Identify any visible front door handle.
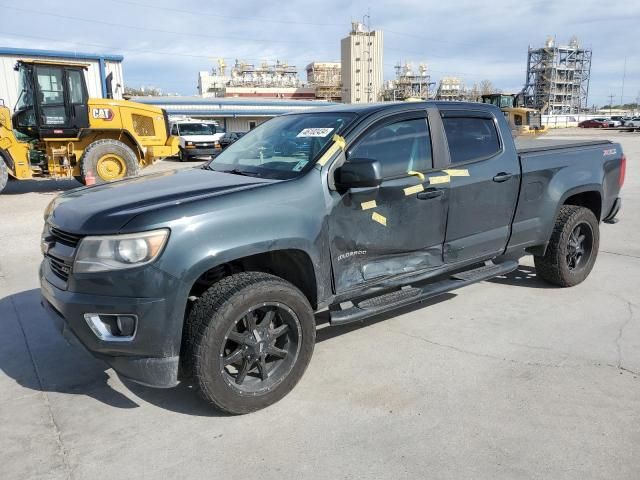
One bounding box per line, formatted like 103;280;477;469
493;172;513;183
417;189;443;200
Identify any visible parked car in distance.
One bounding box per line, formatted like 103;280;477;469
170;119;225;161
625;117;640;127
611;116;626;125
219;131;246;150
578;119;607;128
606;118;622;127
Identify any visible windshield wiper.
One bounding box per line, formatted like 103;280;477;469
220;168;260;177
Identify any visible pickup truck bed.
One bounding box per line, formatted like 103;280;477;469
515;138;613;153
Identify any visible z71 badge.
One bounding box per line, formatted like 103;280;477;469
92;108;114;121
603;148;617;156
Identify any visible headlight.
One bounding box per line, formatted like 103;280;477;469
74;229;169;273
43;198;57;221
185;141;194;148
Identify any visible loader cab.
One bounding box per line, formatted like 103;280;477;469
481;93;546;136
481;93;516;109
12;60;90;139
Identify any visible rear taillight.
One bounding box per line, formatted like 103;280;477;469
619;154;626;187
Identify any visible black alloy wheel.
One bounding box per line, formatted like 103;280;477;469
220;303;301;394
566;221;593;271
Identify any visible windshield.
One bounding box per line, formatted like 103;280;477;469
206;112;355;180
178;123;220;135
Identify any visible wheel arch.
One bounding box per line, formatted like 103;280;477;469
185;248;319;309
529;185;603;257
79;129;144;162
178;247;320;372
560;186;602;221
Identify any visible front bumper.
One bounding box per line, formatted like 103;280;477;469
40;265;181;388
182;146;221;159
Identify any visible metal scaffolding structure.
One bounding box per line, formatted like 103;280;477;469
435;76;465;101
306;62;341;102
382;62;433;101
228;60;301;88
522;37;592;114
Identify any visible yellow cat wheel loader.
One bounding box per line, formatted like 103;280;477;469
481;93;549;137
0;60;179;193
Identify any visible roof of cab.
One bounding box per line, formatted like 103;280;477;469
286;100;499;117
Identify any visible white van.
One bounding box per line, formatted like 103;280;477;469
169;118;226;161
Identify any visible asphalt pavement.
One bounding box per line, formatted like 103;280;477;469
1;131;638;479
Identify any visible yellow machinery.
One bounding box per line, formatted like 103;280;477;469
481;94;548;136
0;60;179;193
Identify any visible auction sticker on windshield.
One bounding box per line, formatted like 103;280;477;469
297;127;334;138
292;160;309;172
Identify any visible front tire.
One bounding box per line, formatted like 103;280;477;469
534;205;599;287
80;139;139;184
185;272;315;414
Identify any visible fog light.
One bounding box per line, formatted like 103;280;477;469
116;315;136;337
84;313;137;341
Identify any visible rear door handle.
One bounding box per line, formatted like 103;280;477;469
417;189;443;200
493;172;513;182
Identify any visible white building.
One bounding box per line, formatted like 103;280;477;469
0;47;124;108
198;70;228;97
132;96;337;133
340;22;384;104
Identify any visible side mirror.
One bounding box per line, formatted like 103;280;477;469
334;157;383;190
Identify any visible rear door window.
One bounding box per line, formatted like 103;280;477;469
66;70;86;105
442;116;501;163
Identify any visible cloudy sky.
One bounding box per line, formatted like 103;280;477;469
1;0;638;106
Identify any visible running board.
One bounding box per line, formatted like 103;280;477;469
329;260;518;326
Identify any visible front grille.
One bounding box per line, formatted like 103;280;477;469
132;114;156;137
48;255;72;281
50;226;83;247
46;226;82;283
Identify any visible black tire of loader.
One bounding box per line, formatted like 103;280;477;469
0;157;8;193
79;139;139;185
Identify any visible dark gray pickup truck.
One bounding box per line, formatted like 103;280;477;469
40;101;626;414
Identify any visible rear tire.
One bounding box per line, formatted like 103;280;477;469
80;139;139;184
0;158;8;193
534;205;599;287
185;272;315;414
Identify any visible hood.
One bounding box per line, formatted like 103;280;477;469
47;168;276;234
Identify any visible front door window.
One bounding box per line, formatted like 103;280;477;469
36;67;68;126
13;67;36;129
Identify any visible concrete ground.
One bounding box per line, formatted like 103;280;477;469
1;131;638;480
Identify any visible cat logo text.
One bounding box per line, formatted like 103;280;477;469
92;108;114;121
